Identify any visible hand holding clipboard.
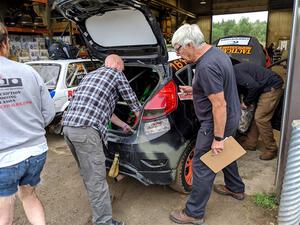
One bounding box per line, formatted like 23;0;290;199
200;136;246;173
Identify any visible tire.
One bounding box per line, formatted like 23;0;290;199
48;114;64;135
169;139;195;194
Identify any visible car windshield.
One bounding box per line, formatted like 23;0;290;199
29;63;61;89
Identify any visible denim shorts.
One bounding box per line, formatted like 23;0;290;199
0;152;47;197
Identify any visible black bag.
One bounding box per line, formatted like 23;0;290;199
48;41;79;60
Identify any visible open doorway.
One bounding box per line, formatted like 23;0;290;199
212;11;268;46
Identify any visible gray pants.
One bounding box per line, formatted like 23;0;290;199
63;126;112;225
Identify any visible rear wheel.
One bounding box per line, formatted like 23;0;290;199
169;139;195;194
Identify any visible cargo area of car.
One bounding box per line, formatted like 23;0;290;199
108;65;160;131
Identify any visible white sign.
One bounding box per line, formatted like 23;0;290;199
217;37;251;46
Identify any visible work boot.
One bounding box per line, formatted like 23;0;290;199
213;184;245;200
112;219;125;225
242;145;256;151
259;150;277;160
170;209;204;225
241;142;256;151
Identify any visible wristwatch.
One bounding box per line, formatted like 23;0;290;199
214;136;225;141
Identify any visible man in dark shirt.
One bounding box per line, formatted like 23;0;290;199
63;54;142;225
266;43;275;62
234;62;284;160
169;24;245;225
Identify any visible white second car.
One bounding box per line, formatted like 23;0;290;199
26;59;101;133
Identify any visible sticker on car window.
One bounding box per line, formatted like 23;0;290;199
217;37;251;46
218;46;252;55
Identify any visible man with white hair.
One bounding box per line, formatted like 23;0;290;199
170;24;245;224
63;54;142;225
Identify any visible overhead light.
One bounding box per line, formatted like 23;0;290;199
200;1;206;5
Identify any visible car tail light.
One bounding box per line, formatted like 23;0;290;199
142;80;178;121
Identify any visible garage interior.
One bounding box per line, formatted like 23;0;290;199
1;0;299;224
0;0;294;60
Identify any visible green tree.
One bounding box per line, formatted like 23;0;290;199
212;17;267;45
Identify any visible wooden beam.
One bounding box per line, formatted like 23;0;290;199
143;0;197;18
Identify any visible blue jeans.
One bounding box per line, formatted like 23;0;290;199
0;152;47;197
185;126;245;218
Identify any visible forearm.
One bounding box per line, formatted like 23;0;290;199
212;104;227;137
110;114;126;128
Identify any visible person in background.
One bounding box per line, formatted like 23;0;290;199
62;54;142;225
0;22;55;225
260;44;272;67
234;62;284;160
169;24;245;225
266;43;275;62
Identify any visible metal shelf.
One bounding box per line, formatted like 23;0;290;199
7;27;49;34
31;0;48;4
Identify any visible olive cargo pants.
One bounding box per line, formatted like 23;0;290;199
243;88;283;152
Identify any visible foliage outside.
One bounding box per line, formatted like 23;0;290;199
253;193;278;209
212;17;267;45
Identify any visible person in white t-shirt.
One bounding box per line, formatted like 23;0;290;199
0;22;55;225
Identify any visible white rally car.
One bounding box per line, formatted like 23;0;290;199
26;59;101;133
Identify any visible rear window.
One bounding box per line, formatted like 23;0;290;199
29;64;61;89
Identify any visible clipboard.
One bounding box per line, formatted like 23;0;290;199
200;136;246;173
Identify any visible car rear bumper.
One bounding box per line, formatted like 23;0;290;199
105;133;182;185
105;158;174;185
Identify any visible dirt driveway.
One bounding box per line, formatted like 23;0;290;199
13;133;278;225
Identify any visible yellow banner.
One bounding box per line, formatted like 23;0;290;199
219;46;252;55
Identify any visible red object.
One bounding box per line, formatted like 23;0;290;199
142;80;178;121
184;149;194;186
265;54;272;67
263;47;272;67
67;90;76;100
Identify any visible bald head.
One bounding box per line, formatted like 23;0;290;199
104;54;124;72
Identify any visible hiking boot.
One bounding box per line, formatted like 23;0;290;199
112;219;125;225
241;144;256;151
259;150;277;160
244;147;256;151
213;184;245;200
170;209;204;225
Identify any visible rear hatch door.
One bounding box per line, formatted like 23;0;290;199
54;0;168;64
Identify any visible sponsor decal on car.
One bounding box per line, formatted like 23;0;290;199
169;58;188;71
218;46;252;55
49;90;56;98
67;89;76;100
